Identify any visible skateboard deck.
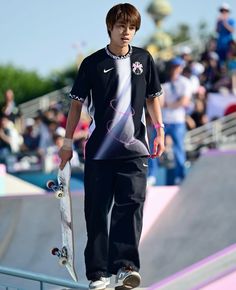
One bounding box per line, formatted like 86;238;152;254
47;162;78;282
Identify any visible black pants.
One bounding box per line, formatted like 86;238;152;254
84;157;148;280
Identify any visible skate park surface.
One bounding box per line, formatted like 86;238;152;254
0;150;236;289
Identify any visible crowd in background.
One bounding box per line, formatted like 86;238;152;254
0;92;90;173
0;3;235;184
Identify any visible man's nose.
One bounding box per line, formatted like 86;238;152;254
123;27;129;34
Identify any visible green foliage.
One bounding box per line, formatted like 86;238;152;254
0;64;78;105
168;23;191;45
197;20;211;43
49;64;78;88
0;64;54;105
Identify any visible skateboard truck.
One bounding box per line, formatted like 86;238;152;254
46;180;64;199
51;246;68;266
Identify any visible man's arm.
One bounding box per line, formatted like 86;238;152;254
223;20;234;33
164;95;190;109
146;97;165;158
59;100;83;169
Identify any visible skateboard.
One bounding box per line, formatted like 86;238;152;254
47;162;78;282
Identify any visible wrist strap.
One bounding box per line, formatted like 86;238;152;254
154;123;165;129
62;138;73;150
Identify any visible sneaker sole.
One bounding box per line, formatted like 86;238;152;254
115;274;141;290
89;281;110;290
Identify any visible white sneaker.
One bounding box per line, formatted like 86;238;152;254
89;277;110;290
115;267;141;289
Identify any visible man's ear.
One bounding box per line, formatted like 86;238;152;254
107;24;112;32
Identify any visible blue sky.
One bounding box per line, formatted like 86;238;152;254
1;0;235;76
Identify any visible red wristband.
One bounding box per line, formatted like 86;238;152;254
154;123;165;129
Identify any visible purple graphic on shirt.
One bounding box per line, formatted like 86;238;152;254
94;58;149;159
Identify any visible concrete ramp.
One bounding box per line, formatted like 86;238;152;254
1;151;236;289
140;151;236;287
0;173;43;196
148;244;236;289
0;193;87;289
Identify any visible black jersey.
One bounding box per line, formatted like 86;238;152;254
69;45;162;160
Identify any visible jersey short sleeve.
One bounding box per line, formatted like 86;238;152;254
146;53;163;99
69;58;91;103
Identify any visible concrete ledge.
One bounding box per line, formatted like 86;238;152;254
1;173;43;196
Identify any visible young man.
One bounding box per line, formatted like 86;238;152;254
59;3;165;290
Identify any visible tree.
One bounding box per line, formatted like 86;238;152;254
168;23;191;45
0;64;55;105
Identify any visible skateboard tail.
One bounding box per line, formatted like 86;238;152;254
66;264;78;282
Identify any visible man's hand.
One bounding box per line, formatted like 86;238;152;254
150;135;165;159
58;147;73;170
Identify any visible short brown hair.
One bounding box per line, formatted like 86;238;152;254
106;3;141;37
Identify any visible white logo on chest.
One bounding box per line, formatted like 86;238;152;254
132;61;143;75
104;67;114;73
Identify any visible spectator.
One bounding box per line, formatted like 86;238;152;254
179;46;193;65
34;113;55;155
226;40;236;94
162;57;192;184
1;89;19;122
0;114;12;160
186;99;208;130
213;63;232;92
51;127;80;169
201;51;221;92
0;113;22;155
21;118;40;152
73;110;90;161
216;2;235;64
146;113;158;186
201;37;217;64
53;108;67;128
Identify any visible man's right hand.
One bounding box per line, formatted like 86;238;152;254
58;148;73;170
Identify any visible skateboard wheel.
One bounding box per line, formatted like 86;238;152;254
55;190;64;199
51;247;59;256
47;180;55;189
59;256;68;266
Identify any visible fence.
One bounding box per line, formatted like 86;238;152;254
185;112;236;152
0;266;87;290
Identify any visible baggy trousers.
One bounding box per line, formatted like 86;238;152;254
84;157;148;280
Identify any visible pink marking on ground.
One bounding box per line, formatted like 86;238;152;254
140;186;179;243
148;244;236;290
0;164;6;175
200;270;236;290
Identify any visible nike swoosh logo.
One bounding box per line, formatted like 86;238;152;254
104;68;114;73
143;163;148;167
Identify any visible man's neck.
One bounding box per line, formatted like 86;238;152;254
171;74;180;81
108;44;129;56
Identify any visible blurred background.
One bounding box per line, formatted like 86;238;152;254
0;0;236;289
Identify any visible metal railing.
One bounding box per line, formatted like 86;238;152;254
18;86;71;118
185;112;236;152
0;266;87;290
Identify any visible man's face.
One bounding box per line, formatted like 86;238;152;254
220;9;229;19
109;20;136;48
172;65;183;75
